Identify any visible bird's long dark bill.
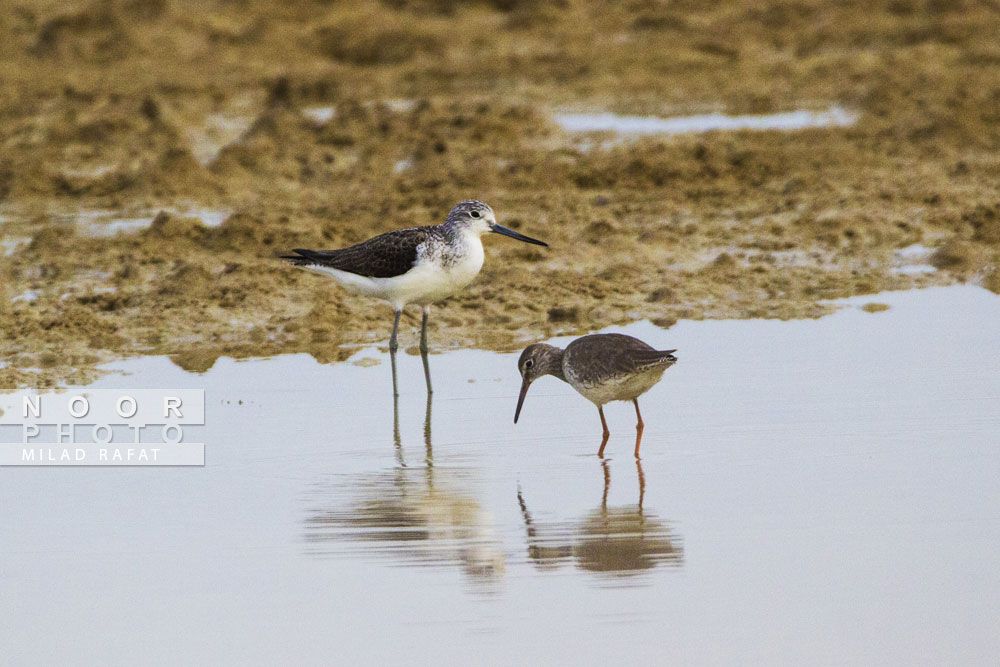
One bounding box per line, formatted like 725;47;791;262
514;380;531;423
492;224;548;247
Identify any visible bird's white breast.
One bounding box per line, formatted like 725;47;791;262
444;232;485;289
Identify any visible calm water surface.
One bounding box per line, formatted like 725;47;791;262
3;286;1000;665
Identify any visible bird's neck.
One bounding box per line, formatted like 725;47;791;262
445;223;482;246
545;349;567;382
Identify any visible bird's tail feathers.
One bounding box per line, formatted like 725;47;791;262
280;248;326;266
645;349;677;367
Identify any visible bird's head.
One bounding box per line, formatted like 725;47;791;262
446;200;548;247
514;343;563;423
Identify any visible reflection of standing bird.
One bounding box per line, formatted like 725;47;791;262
305;470;507;581
515;334;677;457
283;200;547;354
304;391;506;582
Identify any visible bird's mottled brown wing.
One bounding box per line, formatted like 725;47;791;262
281;227;434;278
565;334;677;382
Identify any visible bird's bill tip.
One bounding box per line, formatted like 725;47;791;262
514;379;531;423
491;224;548;247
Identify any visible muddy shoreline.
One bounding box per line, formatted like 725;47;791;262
2;0;999;387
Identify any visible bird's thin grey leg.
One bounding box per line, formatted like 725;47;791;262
389;309;402;397
392;381;403;467
420;307;433;394
421;349;433;395
389;341;400;398
424;390;436;490
389;308;402;353
597;406;611;458
633;399;645;459
423;388;433;469
419;306;430;354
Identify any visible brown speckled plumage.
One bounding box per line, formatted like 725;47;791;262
563;334;677;386
516;333;677;458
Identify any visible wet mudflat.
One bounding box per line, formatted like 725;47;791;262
3;285;1000;665
4;2;1000;388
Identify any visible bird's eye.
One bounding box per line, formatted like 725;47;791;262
470;210;481;219
525;359;534;369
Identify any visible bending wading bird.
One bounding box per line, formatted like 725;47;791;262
283;200;547;354
514;334;677;458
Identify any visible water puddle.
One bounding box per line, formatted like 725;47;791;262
0;206;232;242
303;99;417;126
59;164;119;180
86;214;156;237
173;206;230;229
892;243;938;275
555;105;857;136
3;285;999;663
393;157;415;173
185;113;255;166
303;106;336;124
2;237;31;256
10;289;41;303
383;99;418;113
69;206;231;236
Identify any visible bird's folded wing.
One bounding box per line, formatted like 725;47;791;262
627;349;678;372
591;349;672;377
282;227;431;278
567;335;675;379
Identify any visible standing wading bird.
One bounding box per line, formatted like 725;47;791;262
283;200;547;392
514;334;677;458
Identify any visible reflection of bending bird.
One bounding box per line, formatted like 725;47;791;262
516;460;683;577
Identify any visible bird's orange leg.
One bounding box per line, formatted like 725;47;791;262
636;458;646;511
597;406;610;457
633;399;645;459
601;458;611;508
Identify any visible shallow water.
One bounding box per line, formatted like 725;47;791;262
3;286;1000;665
